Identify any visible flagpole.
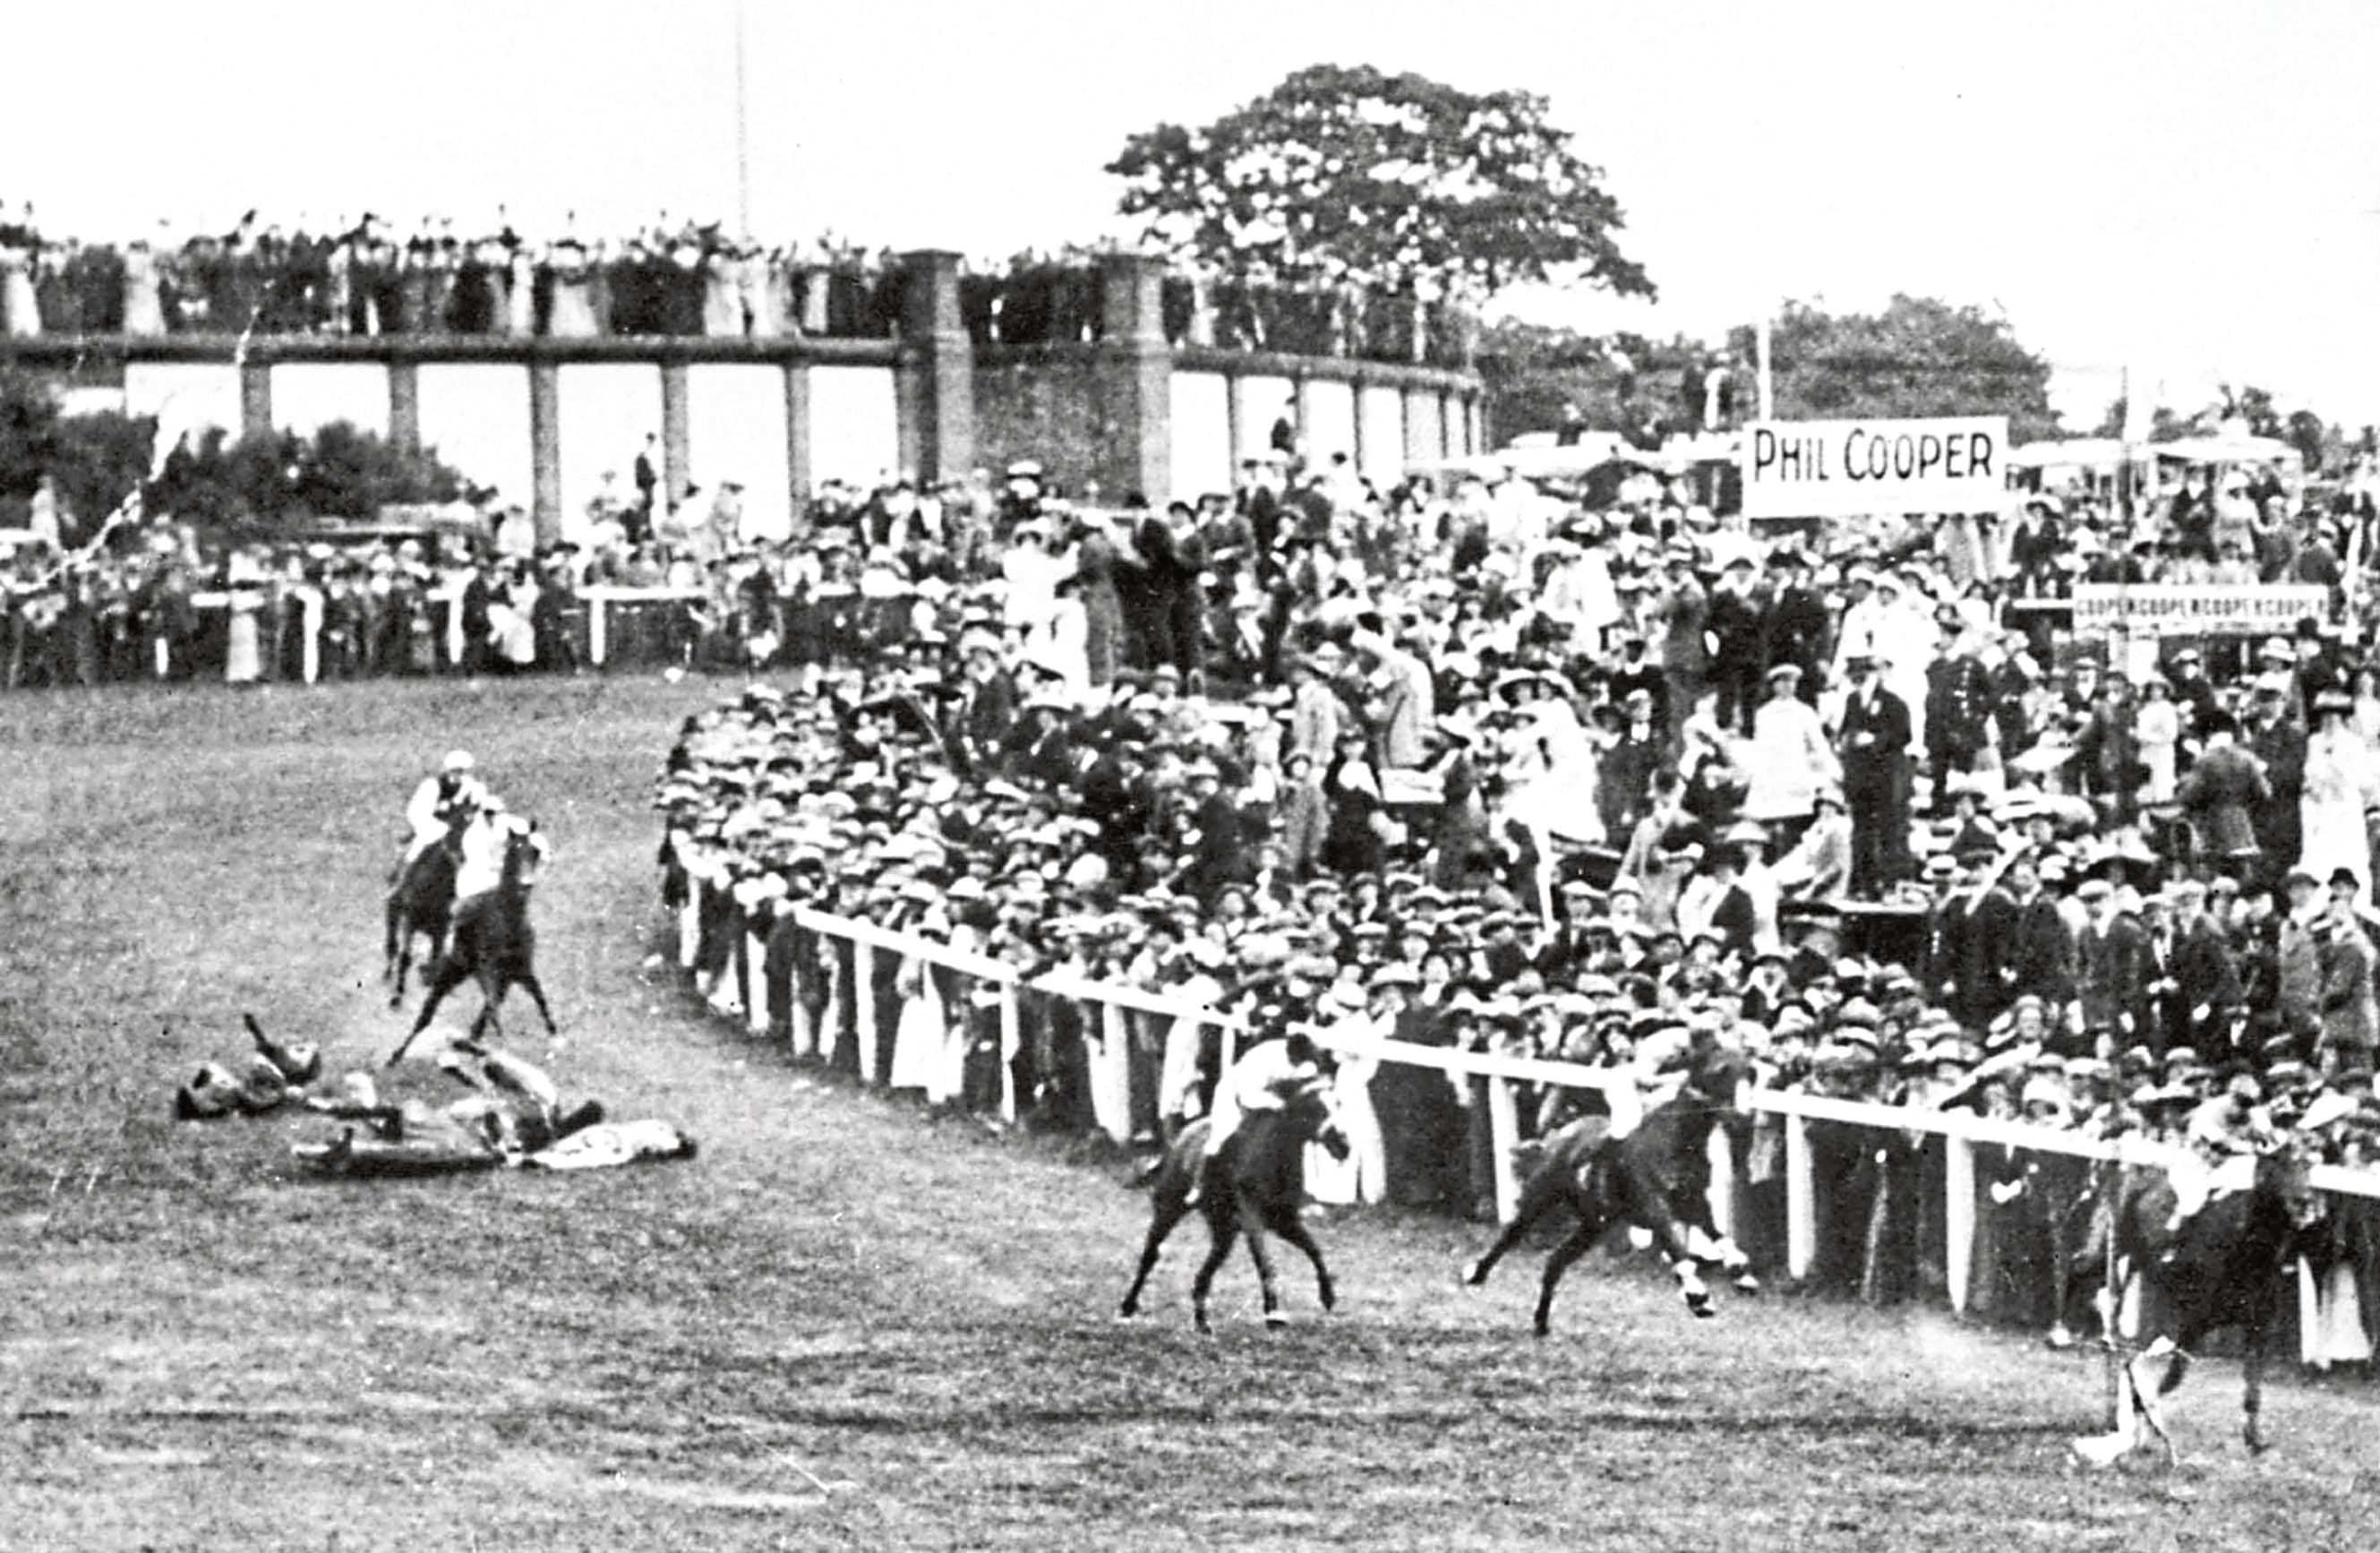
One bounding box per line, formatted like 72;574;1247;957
734;0;751;241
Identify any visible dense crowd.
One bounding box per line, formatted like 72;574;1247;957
0;207;1474;362
634;445;2380;1214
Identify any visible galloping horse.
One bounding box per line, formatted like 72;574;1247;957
1462;1038;1756;1334
389;822;557;1064
1119;1079;1350;1333
2072;1142;2326;1465
384;813;467;1005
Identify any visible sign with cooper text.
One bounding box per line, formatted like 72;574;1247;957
1741;416;2008;519
2070;584;2331;638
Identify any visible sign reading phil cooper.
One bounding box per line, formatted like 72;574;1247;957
1742;416;2008;519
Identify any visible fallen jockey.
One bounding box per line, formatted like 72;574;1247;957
172;1014;325;1120
293;1046;692;1177
1186;1028;1325;1208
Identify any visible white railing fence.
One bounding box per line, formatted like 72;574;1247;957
668;837;2380;1368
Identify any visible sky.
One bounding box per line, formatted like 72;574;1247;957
11;0;2379;433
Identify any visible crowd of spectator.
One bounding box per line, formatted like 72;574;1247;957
0;206;1475;364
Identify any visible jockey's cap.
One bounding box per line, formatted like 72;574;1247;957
443;750;475;773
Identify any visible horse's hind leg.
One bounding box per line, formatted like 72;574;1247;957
1121;1199;1186;1318
2240;1327;2266;1454
1239;1217;1286;1329
1190;1217;1240;1334
1465;1177;1558;1286
1271;1214;1335;1314
1533;1213;1606;1337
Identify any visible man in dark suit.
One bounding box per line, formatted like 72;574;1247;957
1945;845;2020;1030
1759;549;1831;701
2167;877;2244;1061
1837;655;1913;899
2076;875;2153;1051
2004;849;2076;1011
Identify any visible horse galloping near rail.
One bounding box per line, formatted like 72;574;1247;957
388;821;558;1065
384;813;467;1005
2071;1142;2327;1466
1118;1077;1350;1333
1463;1035;1756;1334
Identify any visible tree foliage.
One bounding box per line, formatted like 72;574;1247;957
1727;296;2059;443
0;372;158;541
1477;321;1723;449
1108;64;1654;305
149;420;466;538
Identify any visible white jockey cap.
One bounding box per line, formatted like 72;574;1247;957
481;793;506;813
443;750;475;774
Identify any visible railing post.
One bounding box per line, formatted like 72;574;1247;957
1786;1113;1815;1283
1706;1124;1738;1250
1944;1135;1974;1317
1487;1076;1521;1224
1096;1000;1134;1143
853;937;878;1084
676;857;702;972
587;592;609;668
745;923;772;1036
998;983;1021;1126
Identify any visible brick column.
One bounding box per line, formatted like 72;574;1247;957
897;249;974;485
1095;253;1170;504
783;361;813;510
239;358;273;439
661;360;692;503
387;359;421;453
529;359;562;549
1224;371;1245;476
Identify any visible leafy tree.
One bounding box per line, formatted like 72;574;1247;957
1727;296;2059;443
0;370;158;541
1108;64;1655;305
1477;322;1721;449
148;420;468;538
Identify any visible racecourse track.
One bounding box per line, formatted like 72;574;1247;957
2;675;2376;1552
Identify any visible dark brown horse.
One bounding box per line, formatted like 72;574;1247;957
1463;1039;1755;1334
1118;1079;1349;1333
389;823;557;1064
384;815;467;1005
2072;1142;2326;1465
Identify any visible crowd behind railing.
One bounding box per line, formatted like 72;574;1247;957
0;208;1477;363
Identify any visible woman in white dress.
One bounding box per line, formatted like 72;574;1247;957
1742;665;1837;838
223;550;266;685
542;241;599;338
2135;675;2179;804
120;241;166;336
0;245;41;338
2299;691;2379;893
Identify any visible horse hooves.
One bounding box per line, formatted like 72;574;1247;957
2070;1432;2133;1469
1263;1310;1288;1330
1531;1321;1552;1339
1733;1274;1761;1294
1686;1295;1716;1319
1460;1260;1486;1286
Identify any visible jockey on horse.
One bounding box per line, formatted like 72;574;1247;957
2162;1071;2279;1242
450;793;552;950
400;750;491;876
1184;1025;1327;1209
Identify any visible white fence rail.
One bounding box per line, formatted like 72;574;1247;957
670;841;2380;1366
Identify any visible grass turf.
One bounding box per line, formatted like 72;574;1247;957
2;674;2376;1551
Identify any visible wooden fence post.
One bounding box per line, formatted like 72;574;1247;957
998;984;1021;1126
1785;1113;1815;1283
1487;1077;1521;1224
1944;1136;1974;1316
853;937;877;1083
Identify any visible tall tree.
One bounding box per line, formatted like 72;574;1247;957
1108;64;1654;305
1729;296;2059;443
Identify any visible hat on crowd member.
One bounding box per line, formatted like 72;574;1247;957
1766;663;1803;686
2256;636;2293;664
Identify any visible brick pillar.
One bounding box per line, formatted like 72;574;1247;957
661;360;693;503
784;361;813;511
1095;253;1170;504
239;358;273;439
897;249;974;485
387;359;421;453
529;359;562;549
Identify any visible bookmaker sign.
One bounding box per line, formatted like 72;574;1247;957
2071;584;2330;637
1742;416;2007;519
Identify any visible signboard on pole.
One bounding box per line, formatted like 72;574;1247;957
2070;584;2330;638
1741;416;2008;519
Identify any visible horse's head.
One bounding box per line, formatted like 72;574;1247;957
500;820;547;887
2256;1139;2327;1233
1288;1076;1352;1164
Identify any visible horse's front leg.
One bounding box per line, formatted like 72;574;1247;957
1238;1205;1285;1328
1271;1213;1335;1314
517;973;560;1036
390;959;466;1065
1532;1212;1605;1337
1189;1214;1240;1334
1464;1188;1554;1288
1645;1210;1716;1317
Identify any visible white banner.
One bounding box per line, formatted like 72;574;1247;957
1742;416;2008;519
2071;584;2330;638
